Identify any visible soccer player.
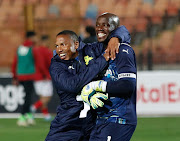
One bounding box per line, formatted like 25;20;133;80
81;13;137;141
45;26;129;141
12;31;37;126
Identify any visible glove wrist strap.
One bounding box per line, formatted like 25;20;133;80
88;90;96;102
101;81;107;92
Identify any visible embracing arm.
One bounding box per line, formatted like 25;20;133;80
81;26;131;60
109;25;131;44
106;25;131;60
50;55;108;94
82;45;137;98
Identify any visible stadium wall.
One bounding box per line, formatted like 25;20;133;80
0;71;180;116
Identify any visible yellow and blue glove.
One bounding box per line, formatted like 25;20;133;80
90;80;107;92
81;80;107;103
81;80;108;109
90;92;108;109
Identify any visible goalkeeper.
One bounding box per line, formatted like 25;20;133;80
45;26;130;141
81;13;137;141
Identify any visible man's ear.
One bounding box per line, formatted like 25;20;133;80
75;41;79;49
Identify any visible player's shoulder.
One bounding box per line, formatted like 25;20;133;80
84;42;101;51
83;42;103;57
119;43;134;54
120;43;132;48
50;56;65;68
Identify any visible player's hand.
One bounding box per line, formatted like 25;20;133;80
95;99;113;113
81;83;96;104
91;80;107;92
103;51;110;61
106;37;120;60
87;80;107;92
90;92;108;109
81;80;107;104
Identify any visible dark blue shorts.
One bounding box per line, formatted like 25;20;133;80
89;122;136;141
45;131;82;141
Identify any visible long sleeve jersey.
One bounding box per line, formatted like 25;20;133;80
81;25;137;125
46;26;131;140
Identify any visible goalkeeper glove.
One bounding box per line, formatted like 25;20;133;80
90;92;108;109
90;80;107;92
81;80;107;104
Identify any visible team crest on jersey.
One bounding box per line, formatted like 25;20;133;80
84;56;93;65
68;65;75;70
104;62;119;81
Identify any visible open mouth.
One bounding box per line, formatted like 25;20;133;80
59;53;66;59
97;33;106;38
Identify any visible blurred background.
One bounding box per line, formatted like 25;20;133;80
0;0;180;141
0;0;179;72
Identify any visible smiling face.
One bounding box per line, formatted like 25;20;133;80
95;16;111;42
95;13;120;43
55;34;78;60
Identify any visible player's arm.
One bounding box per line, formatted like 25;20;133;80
81;45;136;106
106;45;136;98
79;26;130;59
109;25;131;44
50;54;108;94
105;25;131;60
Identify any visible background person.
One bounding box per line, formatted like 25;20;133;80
83;26;97;43
11;31;37;127
31;35;53;121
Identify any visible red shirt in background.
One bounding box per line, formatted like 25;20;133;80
12;40;36;81
33;46;53;81
12;40;53;81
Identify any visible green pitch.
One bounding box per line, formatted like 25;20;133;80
0;117;180;141
131;117;180;141
0;118;50;141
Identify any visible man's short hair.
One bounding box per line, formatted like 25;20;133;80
26;31;36;38
56;30;79;42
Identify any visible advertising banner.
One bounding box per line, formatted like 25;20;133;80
0;74;59;113
1;71;180;116
137;71;180;115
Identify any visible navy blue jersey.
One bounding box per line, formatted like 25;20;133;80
46;49;108;141
45;25;132;140
100;43;137;125
82;26;137;125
